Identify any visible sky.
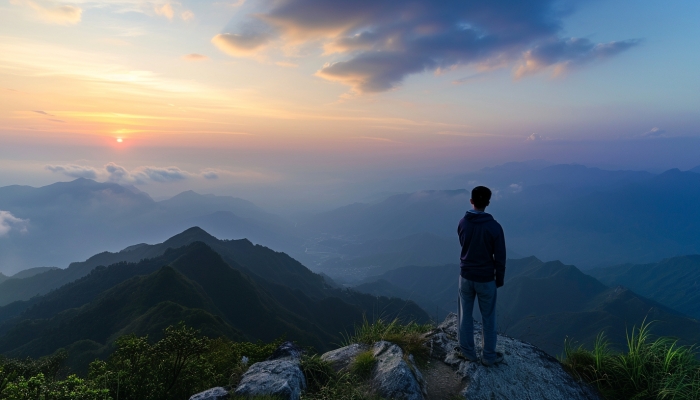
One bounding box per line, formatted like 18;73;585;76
1;0;699;210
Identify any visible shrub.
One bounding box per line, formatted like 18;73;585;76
562;320;700;400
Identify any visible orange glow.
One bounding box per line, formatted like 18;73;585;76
116;138;123;143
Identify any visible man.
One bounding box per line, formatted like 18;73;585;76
456;186;506;366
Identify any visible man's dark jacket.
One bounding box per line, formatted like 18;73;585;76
457;211;506;286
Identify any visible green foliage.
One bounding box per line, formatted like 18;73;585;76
1;323;283;400
89;323;282;400
2;373;109;400
349;351;376;380
562;320;700;400
342;316;432;363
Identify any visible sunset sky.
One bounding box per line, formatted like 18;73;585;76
1;0;699;209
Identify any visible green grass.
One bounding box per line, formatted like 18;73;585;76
350;351;376;380
342;317;433;364
300;354;383;400
562;320;700;400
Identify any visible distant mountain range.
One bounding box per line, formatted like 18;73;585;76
0;179;304;274
588;255;700;320
0;228;428;373
352;256;700;355
303;165;700;269
2;162;700;278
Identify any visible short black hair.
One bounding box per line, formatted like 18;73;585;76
471;186;492;209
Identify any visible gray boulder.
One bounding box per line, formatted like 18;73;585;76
427;313;602;400
234;341;306;400
372;341;427;400
188;387;229;400
320;343;368;372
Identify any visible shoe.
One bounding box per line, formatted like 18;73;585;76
480;352;504;367
452;346;478;362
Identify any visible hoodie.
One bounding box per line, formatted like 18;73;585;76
457;211;506;286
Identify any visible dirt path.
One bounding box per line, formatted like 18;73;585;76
422;360;464;400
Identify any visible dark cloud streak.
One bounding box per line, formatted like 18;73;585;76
222;0;639;92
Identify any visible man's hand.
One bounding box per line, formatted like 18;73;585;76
496;279;504;288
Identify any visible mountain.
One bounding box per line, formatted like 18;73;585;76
0;239;428;373
303;166;700;268
352;257;700;355
312;233;462;283
8;267;59;280
0;179;302;274
689;165;700;174
0;226;324;306
588;255;700;319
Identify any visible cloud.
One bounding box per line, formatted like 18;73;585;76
33;110;53;116
514;38;641;78
216;0;639;92
181;10;194;21
154;2;174;19
643;127;666;138
135;166;189;183
0;211;29;237
105;162;134;183
11;0;82;25
509;183;523;193
46;164;98;179
182;53;209;61
201;169;219;179
526;133;546;141
212;33;271;57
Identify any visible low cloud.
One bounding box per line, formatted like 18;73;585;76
47;163;221;184
135;166;189;183
182;53;209;61
11;0;82;25
106;163;189;184
215;0;640;93
212;33;271;57
526;133;546;142
46;164;98;179
201;169;220;180
0;211;29;237
33;110;53;116
643;127;666;138
509;183;523;193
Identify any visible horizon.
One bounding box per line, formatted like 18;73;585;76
2;0;700;212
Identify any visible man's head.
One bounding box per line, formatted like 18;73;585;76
470;186;492;210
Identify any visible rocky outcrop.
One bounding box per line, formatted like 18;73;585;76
191;317;601;400
372;341;427;400
320;343;368;372
233;342;306;400
427;313;601;400
188;387;229;400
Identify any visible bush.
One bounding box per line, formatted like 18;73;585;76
562;320;700;400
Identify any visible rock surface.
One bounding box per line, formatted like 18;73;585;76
188;386;229;400
320;343;368;372
372;341;427;400
427;313;602;400
234;341;306;400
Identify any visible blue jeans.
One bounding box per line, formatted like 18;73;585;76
458;277;497;362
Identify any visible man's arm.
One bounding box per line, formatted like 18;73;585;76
494;226;506;287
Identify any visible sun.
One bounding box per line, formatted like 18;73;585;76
116;138;123;143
